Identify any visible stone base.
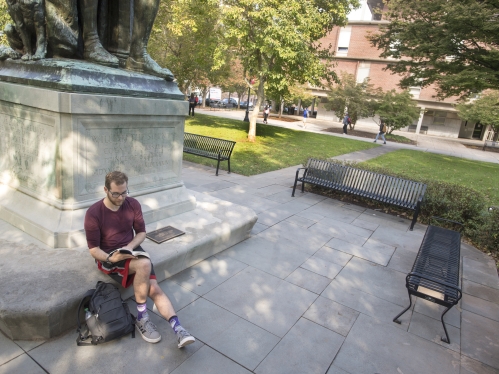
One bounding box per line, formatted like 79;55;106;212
0;58;183;99
0;183;196;248
0;191;257;340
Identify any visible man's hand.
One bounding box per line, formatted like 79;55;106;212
108;251;136;263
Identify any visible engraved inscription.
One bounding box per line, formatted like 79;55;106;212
84;126;175;192
0;112;55;192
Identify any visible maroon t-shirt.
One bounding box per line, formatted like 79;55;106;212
84;197;146;253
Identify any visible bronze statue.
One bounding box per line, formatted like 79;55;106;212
1;0;174;81
4;0;47;61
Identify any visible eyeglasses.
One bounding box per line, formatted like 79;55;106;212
108;190;129;198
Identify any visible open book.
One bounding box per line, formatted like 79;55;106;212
108;248;150;259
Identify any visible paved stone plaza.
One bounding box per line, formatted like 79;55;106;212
1;160;499;374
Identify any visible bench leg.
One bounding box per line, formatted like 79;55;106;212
393;292;412;324
216;158;220;176
410;201;422;231
292;178;299;197
440;306;452;344
228;158;231;174
301;181;305;193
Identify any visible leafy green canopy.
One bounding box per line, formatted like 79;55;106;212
376;90;420;133
0;2;10;45
368;0;499;99
149;0;228;94
217;0;359;140
456;91;499;133
325;72;381;128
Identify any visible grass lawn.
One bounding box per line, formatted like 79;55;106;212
361;149;499;204
184;113;378;176
385;133;413;144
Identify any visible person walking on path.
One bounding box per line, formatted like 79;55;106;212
194;94;199;106
263;105;270;124
303;107;308;128
374;120;387;144
342;113;350;134
188;93;196;116
84;171;196;348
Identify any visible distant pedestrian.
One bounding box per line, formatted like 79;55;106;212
374;120;387;144
188;93;196;116
194;94;199;106
342;113;350;134
303;108;308;128
263;106;270;124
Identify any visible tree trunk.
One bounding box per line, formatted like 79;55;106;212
279;97;283;118
247;79;265;142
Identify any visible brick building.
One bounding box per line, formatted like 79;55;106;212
310;0;492;141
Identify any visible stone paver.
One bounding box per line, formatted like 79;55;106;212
0;332;24;366
333;314;460;374
461;311;499;369
2;159;499;374
255;318;344;374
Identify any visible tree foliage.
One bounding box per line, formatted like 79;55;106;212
456;91;499;134
0;1;11;45
325;72;381;129
368;0;499;99
217;0;359;141
149;0;228;95
376;90;420;134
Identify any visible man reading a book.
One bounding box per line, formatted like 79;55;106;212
84;171;195;348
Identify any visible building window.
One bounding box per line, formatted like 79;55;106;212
356;62;371;83
433;111;447;126
337;26;352;56
409;87;421;99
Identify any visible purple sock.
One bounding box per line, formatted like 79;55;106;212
137;303;147;321
169;315;182;332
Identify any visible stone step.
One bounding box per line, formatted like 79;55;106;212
0;191;257;341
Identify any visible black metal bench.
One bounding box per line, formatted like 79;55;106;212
393;217;462;344
183;133;236;176
292;158;426;230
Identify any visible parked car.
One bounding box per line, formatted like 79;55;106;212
221;98;239;106
239;101;254;109
205;98;221;106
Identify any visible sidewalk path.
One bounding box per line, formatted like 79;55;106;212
196;108;499;164
2;161;498;374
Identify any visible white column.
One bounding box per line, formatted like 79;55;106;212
415;107;425;134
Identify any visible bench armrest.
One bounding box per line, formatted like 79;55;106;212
429;216;463;232
295;167;308;180
407;272;462;300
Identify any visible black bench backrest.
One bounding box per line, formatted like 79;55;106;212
184;133;236;159
305;158;426;209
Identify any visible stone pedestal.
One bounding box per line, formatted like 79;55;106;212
0;79;195;248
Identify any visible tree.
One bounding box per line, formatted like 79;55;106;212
0;1;10;45
456;91;499;137
375;90;421;134
220;60;247;109
325;72;381;129
217;0;359;141
148;0;227;95
368;0;499;99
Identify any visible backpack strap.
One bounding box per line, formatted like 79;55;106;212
76;289;96;346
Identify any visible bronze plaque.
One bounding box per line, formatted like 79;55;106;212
146;226;185;244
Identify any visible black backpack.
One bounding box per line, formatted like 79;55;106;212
76;281;135;346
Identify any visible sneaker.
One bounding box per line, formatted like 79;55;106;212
383;142;386;144
136;316;162;343
373;140;376;143
176;327;195;348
